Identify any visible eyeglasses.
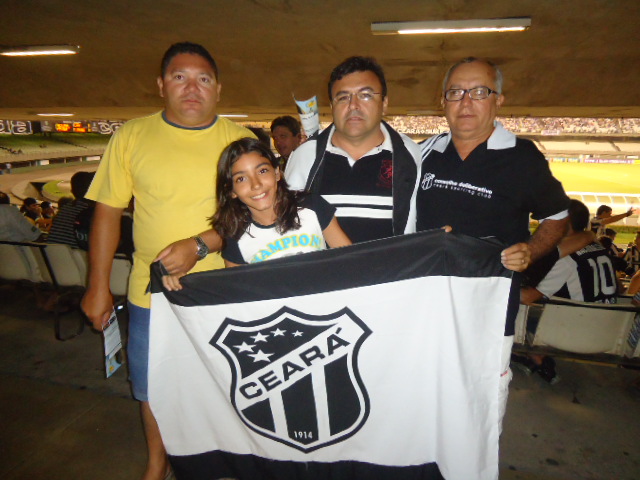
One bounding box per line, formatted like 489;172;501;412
444;86;498;102
332;91;383;105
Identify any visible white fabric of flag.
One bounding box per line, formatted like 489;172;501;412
148;230;511;480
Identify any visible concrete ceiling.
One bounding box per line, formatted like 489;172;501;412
1;0;639;123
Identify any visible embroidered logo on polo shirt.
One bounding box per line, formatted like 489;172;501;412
420;172;493;199
421;173;435;190
376;158;393;189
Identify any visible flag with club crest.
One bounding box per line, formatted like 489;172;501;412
148;230;511;480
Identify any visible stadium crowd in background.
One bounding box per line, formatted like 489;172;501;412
386;115;640;136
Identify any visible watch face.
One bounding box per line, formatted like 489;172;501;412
194;236;208;259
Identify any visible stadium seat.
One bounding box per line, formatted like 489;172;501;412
0;241;51;284
514;304;529;345
0;241;132;341
528;297;639;356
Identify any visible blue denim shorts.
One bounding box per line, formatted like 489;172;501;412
127;301;150;402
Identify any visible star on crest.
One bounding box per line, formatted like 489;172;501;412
234;342;254;353
249;349;274;363
271;328;286;337
251;332;269;343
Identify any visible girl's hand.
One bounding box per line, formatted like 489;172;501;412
155;238;200;275
162;273;185;291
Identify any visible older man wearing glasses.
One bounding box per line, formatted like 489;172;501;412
285;56;420;243
415;57;570;430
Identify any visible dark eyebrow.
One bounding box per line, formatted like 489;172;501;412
333;86;376;95
231;161;271;177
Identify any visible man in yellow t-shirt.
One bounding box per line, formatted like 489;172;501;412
81;42;253;480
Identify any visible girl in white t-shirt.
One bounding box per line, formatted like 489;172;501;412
212;137;351;266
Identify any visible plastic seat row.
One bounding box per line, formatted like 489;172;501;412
0;241;131;340
514;297;640;361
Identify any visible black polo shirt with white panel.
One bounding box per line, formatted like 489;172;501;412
317;130;394;243
417;125;569;245
417;123;570;335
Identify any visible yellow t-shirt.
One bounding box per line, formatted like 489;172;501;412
86;112;254;308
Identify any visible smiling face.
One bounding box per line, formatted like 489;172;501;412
157;53;221;128
230;151;281;225
330;70;388;146
443;60;504;147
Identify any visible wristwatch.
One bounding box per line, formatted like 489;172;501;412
192;235;209;261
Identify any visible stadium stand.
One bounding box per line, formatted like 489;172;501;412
538;141;619;153
385;116;640;136
0;240;131;341
565;192;639;226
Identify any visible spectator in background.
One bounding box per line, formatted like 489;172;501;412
522;200;618;305
602;228;624;257
20;197;42;223
597;234;627;274
40;201;56;219
518;200;618;383
20;197;51;231
624;231;640;276
47;171;95;247
591;204;635;236
270;115;302;168
57;196;73;209
0;191;44;242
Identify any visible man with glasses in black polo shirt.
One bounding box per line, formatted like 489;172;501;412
415;57;570;431
285;56;420;243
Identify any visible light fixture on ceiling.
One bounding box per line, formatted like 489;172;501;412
0;44;80;57
371;17;531;35
37;113;74;117
220;114;248;118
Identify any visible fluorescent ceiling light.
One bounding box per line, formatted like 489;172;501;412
220;114;248;118
371;18;531;35
0;44;80;56
37;113;74;117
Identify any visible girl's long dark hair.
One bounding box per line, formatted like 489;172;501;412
211;137;304;240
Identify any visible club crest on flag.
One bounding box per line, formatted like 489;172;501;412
211;306;371;452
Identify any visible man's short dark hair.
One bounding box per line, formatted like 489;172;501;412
160;42;218;80
569;199;590;232
270;116;301;136
596;204;612;216
70;171;95;200
328;56;387;100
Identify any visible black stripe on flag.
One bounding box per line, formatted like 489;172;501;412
150;229;510;307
